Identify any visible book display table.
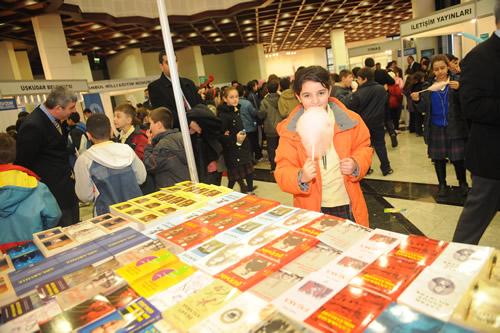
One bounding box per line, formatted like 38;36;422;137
1;182;499;332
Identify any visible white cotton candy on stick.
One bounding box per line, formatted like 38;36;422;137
416;81;448;93
296;107;333;159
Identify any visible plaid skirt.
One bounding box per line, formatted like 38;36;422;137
227;162;254;181
427;124;465;161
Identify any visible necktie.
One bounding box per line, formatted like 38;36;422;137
55;121;62;135
183;95;191;111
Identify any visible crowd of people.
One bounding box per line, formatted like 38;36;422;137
1;5;499;250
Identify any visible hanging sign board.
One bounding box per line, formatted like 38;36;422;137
0;98;17;111
0;80;89;96
400;2;475;36
348;40;400;58
88;76;158;93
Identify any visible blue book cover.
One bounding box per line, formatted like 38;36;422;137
6;242;39;259
11;250;45;270
8;257;64;296
364;302;445;333
94;227;151;256
77;297;161;333
53;241;112;275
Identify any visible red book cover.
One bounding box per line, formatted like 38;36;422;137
191;209;229;225
297;214;344;237
390;234;448;266
206;212;249;233
166;226;216;252
156;221;200;242
349;255;424;299
215;253;280;291
255;231;319;265
305;286;391;333
221;195;280;215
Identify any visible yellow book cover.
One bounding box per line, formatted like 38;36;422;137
161;185;184;193
115;249;178;283
163;279;241;331
153;204;182;217
129;196;153;206
137;199;164;211
130;261;196;298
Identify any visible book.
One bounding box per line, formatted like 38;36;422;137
113;239;166;266
55;270;126;311
390;234;449;266
0;273;17;307
63;221;108;244
33;227;64;246
93;227;151;256
254;312;313;333
164;226;216;254
148;270;214;312
297;214;345;237
106;284;141;309
37;233;77;257
255;231;319;265
317;219;372;252
6;242;39;259
1;300;62;333
77;297;161;333
249;267;307;302
11;249;45;270
215;253;281;291
0;254;14;274
115;249;178;284
179;237;229;266
63;294;115;329
206;191;246;208
431;242;494;277
274;208;324;230
350;254;424;299
304;286;392;333
53;241;111;274
156;221;200;245
346;228;408;261
108;202;142;218
129;196;156;206
189;292;276;332
140;222;175;240
397;265;479;321
8;257;63;296
36;277;70;304
129;261;196;298
316;252;376;285
194;242;255;276
152;204;183;219
285;242;342;275
273;272;348;322
39;312;73;333
133;211;165;231
162;279;241;332
220;195;280;216
240;225;290;250
96;216;136;232
216;218;268;243
1;293;42;324
86;213;114;224
252;205;301;224
364;302;446;333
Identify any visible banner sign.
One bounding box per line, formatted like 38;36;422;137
400;2;475;36
83;93;105;114
0;80;89;96
0;98;17;111
404;47;417;56
88;76;158;93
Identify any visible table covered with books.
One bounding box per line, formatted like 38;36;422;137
0;181;499;333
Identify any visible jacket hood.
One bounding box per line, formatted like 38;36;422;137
0;167;37;217
76;122;87;132
84;142;136;169
280;88;297;101
265;93;280;107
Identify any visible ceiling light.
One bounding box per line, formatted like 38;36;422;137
209;32;218;37
141;32;150;37
248;37;255;41
361;1;370;5
246;32;254;36
220;18;231;24
242;19;252;24
263;20;271;25
154;25;161;30
214;38;223;42
113;32;123;38
175;38;183;42
129;39;138;44
93;46;100;50
305;5;315;10
189;32;197;37
386;5;394;10
109;50;117;54
471;18;477;23
282;13;291;18
203;26;214;31
90;24;102;30
244;27;253;31
228;32;237;37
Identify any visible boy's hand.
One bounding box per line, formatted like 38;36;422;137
301;158;317;183
340;158;356;175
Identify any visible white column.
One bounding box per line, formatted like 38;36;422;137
330;29;348;73
0;41;22;80
233;43;267;83
107;48;146;105
32;14;74;80
15;51;34;80
177;45;205;85
71;53;93;82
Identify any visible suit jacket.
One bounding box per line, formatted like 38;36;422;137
15;106;77;209
460;31;500;180
148;73;203;130
407;61;422;74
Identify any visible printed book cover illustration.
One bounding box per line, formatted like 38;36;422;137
304;286;392;333
253;205;301;224
0;255;14;274
390;234;448;266
255;231;319;265
8;257;63;296
249;268;306;302
194;242;254;276
317;219;373;252
63;221;108;244
215;253;281;291
33;227;64;244
349;255;424;299
63;294;115;329
179;238;228;266
129;261;196;298
162;279;241;332
148;270;214;312
114;239;166;266
430;242;494;276
297;214;345;237
0;273;17;307
115;249;178;283
156;222;199;244
106;285;141;309
347;228;408;261
11;249;45;270
364;302;446;333
254;312;312;333
1;300;62;333
217;219;267;243
219;195;279;216
190;292;276;333
240;225;290;252
165;226;216;254
36;277;70;304
96;216;135;232
205;211;249;233
7;242;39;259
285;242;342;275
87;213;114;224
274;209;324;230
1;293;43;324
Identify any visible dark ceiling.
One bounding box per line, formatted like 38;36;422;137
0;0;413;57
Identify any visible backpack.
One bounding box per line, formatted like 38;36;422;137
388;84;403;109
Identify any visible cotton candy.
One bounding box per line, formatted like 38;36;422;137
296;107;333;159
427;81;448;91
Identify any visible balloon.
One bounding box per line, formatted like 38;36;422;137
296;107;333;159
462;32;484;44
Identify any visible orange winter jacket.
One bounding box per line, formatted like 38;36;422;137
274;98;373;227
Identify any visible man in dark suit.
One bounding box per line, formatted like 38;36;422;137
406;55;421;74
452;1;500;245
15;86;80;227
148;51;203;130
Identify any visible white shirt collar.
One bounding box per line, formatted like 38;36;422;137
495;29;500;38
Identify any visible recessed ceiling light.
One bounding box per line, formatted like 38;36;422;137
189;32;197;37
282;13;291;18
90;24;102;30
214;38;223;42
248;37;255;41
129;39;138;44
209;32;218;37
296;22;303;26
263;20;271;25
175;38;183;42
228;32;237;37
154;25;161;30
242;19;252;24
